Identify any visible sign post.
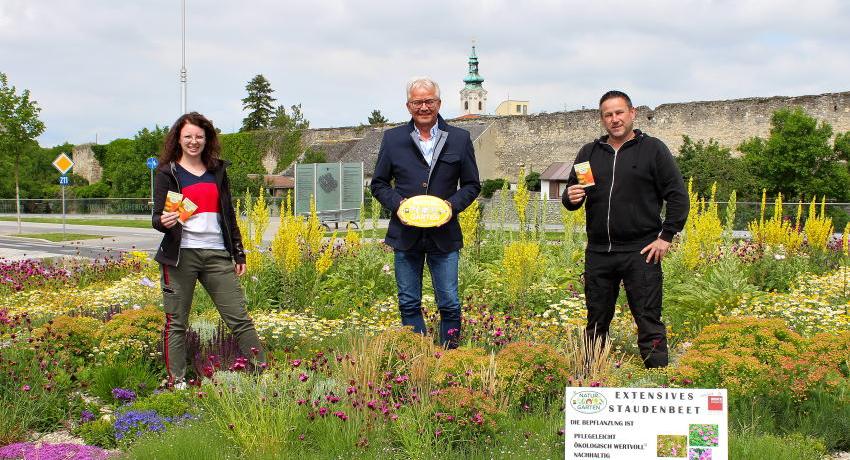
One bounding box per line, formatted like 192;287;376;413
146;156;158;211
52;153;74;242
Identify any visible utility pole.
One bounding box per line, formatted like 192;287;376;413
180;0;187;114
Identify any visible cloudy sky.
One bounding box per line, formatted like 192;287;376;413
2;0;848;147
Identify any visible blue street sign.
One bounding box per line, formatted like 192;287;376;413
59;175;69;186
146;157;158;170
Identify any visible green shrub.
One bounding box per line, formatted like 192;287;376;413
432;346;490;389
665;255;757;338
480;179;507;199
730;432;826;460
674;317;805;398
99;307;162;362
0;346;73;444
32;315;102;363
90;361;161;403
74;418;116;448
128;390;195;419
745;249;812;292
124;420;238;460
430;387;502;443
496;341;570;408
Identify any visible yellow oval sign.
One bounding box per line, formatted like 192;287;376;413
398;195;452;228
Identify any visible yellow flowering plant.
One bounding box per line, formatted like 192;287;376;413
513;167;530;235
803;196;834;251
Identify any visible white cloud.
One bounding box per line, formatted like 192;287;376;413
0;0;847;146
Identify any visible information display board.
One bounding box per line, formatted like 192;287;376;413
295;162;363;224
564;387;728;459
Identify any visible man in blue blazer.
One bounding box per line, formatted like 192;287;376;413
371;77;481;348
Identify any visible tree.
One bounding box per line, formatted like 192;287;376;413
0;73;46;233
301;147;326;164
240;74;276;132
267;103;310;172
525;171;541;192
740;107;850;201
368;109;388;125
480;178;507;198
834;131;850;163
676;135;756;200
271;103;309;131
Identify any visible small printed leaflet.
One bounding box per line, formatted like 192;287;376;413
574;161;595;188
177;198;198;225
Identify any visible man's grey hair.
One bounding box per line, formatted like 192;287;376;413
406;77;441;100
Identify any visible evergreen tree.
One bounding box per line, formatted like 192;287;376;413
368;109;388;125
240;74;276;131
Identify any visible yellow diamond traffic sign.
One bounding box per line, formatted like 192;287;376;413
53;153;74;175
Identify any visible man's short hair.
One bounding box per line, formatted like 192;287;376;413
599;90;632;108
406;77;441;100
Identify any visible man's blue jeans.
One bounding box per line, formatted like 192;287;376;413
394;248;461;348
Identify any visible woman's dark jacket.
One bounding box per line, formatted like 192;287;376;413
151;160;246;266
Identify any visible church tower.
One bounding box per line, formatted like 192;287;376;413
460;44;487;115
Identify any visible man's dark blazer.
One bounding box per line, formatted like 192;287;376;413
370;115;481;253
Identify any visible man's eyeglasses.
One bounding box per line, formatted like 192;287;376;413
407;98;440;108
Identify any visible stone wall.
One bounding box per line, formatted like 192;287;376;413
71;91;850;184
481;190;565;225
71;143;102;183
482;91;850;180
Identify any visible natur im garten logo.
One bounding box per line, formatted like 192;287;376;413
570;391;607;414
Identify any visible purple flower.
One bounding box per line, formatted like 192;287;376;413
80;410;96;423
113;410;165;440
111;387;137;403
0;442;109;460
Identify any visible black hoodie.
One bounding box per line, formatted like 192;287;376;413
562;130;689;253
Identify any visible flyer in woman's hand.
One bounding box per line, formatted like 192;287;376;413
177;198;198;224
164;191;183;212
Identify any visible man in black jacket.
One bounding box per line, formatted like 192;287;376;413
562;90;688;368
370;77;481;348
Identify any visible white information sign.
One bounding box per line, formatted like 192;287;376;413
565;387;728;460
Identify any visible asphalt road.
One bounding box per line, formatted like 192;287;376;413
0;220;161;260
0;216;390;261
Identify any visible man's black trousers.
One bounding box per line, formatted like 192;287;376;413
584;249;668;368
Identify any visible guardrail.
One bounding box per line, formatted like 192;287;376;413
1;198;849;231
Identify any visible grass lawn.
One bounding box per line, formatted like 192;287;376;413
0;217;150;228
8;232;107;242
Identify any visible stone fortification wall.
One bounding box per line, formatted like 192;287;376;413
71;143;102;184
484;91;850;180
481;190;565;226
70;91;850;184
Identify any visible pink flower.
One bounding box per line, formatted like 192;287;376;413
299;373;309;382
318;407;329;417
21;384;31;392
291;359;302;367
334;411;348;421
470;411;484;426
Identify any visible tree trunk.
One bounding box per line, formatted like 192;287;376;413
14;151;21;234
